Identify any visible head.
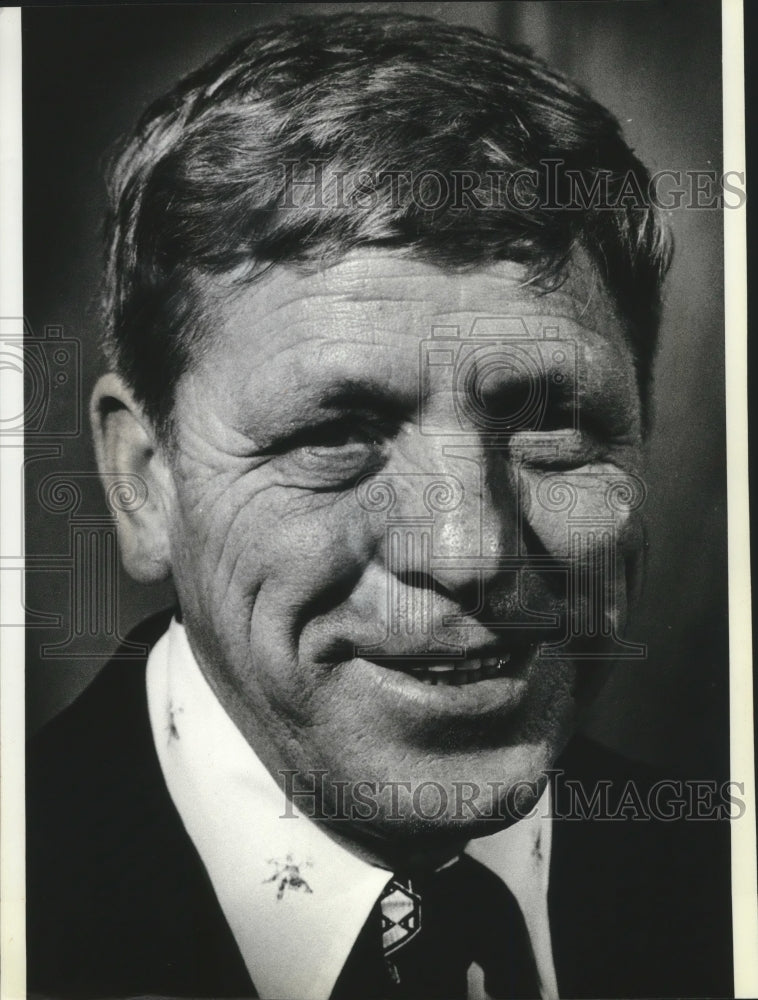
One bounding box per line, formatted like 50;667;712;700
91;11;670;861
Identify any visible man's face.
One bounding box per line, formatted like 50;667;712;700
158;251;643;847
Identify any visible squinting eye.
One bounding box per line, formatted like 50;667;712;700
506;423;592;465
282;420;389;486
301;423;380;454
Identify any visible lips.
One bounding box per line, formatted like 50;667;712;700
363;645;536;685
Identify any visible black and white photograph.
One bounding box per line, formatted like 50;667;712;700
0;2;754;998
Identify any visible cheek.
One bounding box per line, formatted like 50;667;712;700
520;464;644;630
169;469;374;607
521;465;641;556
168;483;379;727
254;490;376;597
182;486;375;660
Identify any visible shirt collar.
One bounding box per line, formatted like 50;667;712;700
146;618;557;1000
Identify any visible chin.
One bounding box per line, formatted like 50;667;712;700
313;736;566;865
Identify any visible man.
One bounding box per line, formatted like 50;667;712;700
27;11;733;999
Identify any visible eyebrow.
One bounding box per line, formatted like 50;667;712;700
283;357;581;420
246;341;627;448
245;375;414;447
315;379;414;415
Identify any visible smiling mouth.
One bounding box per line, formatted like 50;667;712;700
364;647;536;685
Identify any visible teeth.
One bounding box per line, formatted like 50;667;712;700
455;662;481;685
428;663;456;685
388;653;524;685
401;653;517;686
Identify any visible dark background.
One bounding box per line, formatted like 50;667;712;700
23;1;728;774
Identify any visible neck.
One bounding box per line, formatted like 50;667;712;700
315;817;469;874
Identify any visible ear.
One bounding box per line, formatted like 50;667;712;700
90;373;173;584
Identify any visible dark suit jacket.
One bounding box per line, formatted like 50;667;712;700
27;613;734;999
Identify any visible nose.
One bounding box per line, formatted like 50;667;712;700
367;436;519;603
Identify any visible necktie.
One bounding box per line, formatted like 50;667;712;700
331;855;540;999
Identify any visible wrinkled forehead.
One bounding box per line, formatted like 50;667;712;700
210;249;626;345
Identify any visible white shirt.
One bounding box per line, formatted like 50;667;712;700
146;618;559;1000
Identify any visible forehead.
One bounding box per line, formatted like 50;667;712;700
190;250;637;413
